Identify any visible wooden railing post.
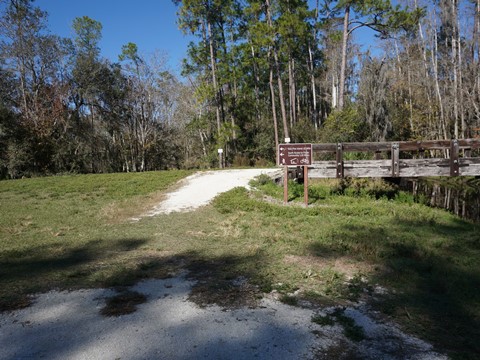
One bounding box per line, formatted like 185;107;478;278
450;140;459;176
336;143;344;178
392;143;400;177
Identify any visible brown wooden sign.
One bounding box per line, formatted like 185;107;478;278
279;143;313;166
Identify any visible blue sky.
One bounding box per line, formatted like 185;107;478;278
35;0;194;75
33;0;378;76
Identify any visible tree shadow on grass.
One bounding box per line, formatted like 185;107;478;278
308;217;480;359
0;247;324;360
181;250;271;309
0;237;152;311
0;269;319;360
0;237;272;314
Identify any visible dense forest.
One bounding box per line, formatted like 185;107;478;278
0;0;479;179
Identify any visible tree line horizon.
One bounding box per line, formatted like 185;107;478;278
1;0;479;179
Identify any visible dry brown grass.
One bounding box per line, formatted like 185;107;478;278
101;191;168;223
283;255;375;280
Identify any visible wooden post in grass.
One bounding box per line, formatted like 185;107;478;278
284;166;288;204
218;148;223;169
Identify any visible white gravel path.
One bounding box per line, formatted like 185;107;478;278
146;169;280;216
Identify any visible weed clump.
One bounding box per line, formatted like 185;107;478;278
100;290;147;317
311;314;335;326
279;294;298;306
312;309;365;342
333;308;366;342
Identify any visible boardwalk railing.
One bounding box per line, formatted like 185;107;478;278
308;139;480;178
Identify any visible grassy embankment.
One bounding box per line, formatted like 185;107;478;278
0;171;479;359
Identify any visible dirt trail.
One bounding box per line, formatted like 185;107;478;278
146;169;280;216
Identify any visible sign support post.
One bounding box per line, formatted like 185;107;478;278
278;143;312;206
304;165;308;206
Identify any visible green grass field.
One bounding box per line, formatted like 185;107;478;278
1;171;479;359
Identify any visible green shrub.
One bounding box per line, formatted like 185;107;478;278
232;154;251;167
212;187;256;214
249;174;272;187
308;186;327;202
290;181;304;200
320;107;367;143
331;178;399;200
254;158;274;167
291;119;318;143
394;191;415;204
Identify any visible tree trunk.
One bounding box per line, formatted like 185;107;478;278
332;75;338;109
270;66;280;164
276;52;289;140
231;75;237;140
266;0;289;140
308;43;318;128
251;45;261;123
288;56;296;126
207;21;222;135
456;17;465;138
398;38;415;134
415;1;435;129
198;129;207;157
453;37;459;139
338;4;350;110
477;0;480;79
310;0;319;127
432;21;447;139
476;0;480;128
